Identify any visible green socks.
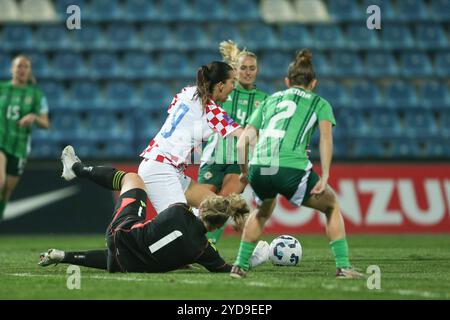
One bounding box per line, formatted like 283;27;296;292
330;238;351;269
234;241;257;271
207;225;225;244
0;200;6;221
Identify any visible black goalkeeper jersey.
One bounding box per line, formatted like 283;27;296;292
107;202;231;273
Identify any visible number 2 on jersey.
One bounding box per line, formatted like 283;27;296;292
264;100;297;139
161;103;189;138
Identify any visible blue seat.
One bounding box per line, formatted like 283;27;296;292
241;24;277;50
134;108;166;140
277;25;313;50
39;81;65;109
335;109;370;138
312;24;345;50
416;24;448;49
403;111;438;138
430;0;450;22
256;81;277;95
384;81;418;108
400;52;433;77
30;138;60;159
349;81;382;109
346;23;379;49
104;23;139;50
365;51;398;78
123;0;159;22
209;24;242;47
174;24;210;50
420;82;450;109
0;53;10;79
350;138;385;158
435;51;450;78
2;25;34;51
72;24;104;50
85;0;122;22
192;0;226;21
141;82;173;111
35;25;71;50
104;81;138;110
89;53;120;79
227;0;260;21
330;52;364;77
327;0;361;22
259;51;291;79
362;0;395;21
192;51;222;68
424;139;450;158
50;109;82;135
103;139;136;159
315;81;349;108
122;52;157;79
396;0;429;22
312;52;332;77
52;52;87;79
26;53;50;79
159;0;193;22
388;138;420;158
67;82;102;109
71;140;98;158
439;111;450;138
158;52;193;80
85;111;133;142
369;110;402;138
381;24;415;49
141;24;175;50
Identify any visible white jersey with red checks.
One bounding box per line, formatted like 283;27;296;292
140;86;240;166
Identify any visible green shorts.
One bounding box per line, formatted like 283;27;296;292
197;163;241;192
248;165;319;206
0;148;27;176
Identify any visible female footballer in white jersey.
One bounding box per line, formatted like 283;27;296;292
138;61;244;214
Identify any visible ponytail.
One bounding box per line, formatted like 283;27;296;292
287;49;315;87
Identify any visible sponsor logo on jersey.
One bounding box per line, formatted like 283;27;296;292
25;96;33;105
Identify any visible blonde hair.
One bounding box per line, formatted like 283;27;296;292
199;193;249;231
219;40;257;70
287;49;315;87
12;54;36;85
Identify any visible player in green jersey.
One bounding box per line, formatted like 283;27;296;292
196;41;268;244
230;50;363;279
0;55;50;221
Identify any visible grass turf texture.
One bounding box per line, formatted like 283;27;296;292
1;234;449;300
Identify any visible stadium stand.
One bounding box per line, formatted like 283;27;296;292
0;0;448;160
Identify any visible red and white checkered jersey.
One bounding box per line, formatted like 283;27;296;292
140;86;240;166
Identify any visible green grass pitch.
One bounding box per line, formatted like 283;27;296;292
1;234;449;300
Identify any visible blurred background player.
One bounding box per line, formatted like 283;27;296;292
198;41;268;244
0;55;50;221
39;145;249;273
138;61;243;215
231;50;363;279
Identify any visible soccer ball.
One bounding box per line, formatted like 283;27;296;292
269;235;302;266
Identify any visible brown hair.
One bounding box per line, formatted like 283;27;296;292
219;40;257;70
195;61;234;108
12;54;36;85
199;193;249;231
287;49;315;87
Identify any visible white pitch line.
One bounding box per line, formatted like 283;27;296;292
3;272;450;299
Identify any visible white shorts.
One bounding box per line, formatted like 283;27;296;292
138;158;192;214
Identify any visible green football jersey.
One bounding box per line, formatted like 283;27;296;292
248;87;336;171
202;83;268;164
0;81;48;158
